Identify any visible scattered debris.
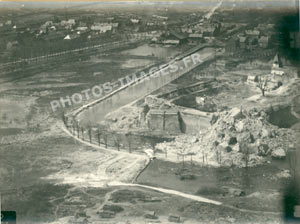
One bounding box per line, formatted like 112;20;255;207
271;148;286;159
168;214;181;223
156;106;298;167
276;170;291;178
97;210;116;218
144;211;158;220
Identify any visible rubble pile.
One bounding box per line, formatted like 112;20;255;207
104;95;177;131
156;107;298;167
145;95;176;110
104;106;142;131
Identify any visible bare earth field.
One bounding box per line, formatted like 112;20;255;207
1;38;299;224
0;43;254;224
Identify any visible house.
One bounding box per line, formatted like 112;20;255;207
294;205;300;218
91;24;112;33
248;38;258;51
64;35;71;40
5;20;12;25
188;33;203;45
272;54;282;69
6;41;18;50
161;31;187;45
181;26;193;34
169;31;188;44
245;29;260;38
40;21;53;33
247;74;259;86
269;73;283;90
204;36;215;43
188;33;203;38
257;23;275;30
239;36;248;49
162;39;180;45
271;54;285;76
111;23;119;28
151;37;159;43
61;19;75;29
221;22;236;30
130;19;139;24
202;26;216;37
78;21;87;27
49;26;56;31
44;21;53;26
258;36;269;48
76;26;88;31
153;15;168;20
64;33;79;40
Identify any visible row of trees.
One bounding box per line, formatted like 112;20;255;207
62;113;135;153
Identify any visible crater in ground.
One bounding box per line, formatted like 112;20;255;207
267;105;299;128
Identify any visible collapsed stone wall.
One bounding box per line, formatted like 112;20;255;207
156;107;300;167
104;95;212;135
147;110;181;135
144;95;211;134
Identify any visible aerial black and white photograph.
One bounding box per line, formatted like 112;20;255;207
0;0;300;223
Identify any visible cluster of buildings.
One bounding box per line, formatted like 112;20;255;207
150;20;220;46
1;12;174;49
1;18;122;52
225;24;277;55
0;20;13;27
146;15;168;27
247;53;296;91
180;21;220;45
38;19;120;41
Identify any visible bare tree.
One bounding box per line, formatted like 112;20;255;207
81;127;84;140
62;112;66;126
113;133;122;151
125;133;132;153
103;133;108;148
181;154;185;168
72;123;76;135
76;123;80;138
215;150;220;164
240;142;251;168
257;75;269;96
188;152;196;167
97;128;102;146
88;128;92;143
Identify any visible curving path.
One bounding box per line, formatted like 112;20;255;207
60;122;282;216
59;122;225;206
